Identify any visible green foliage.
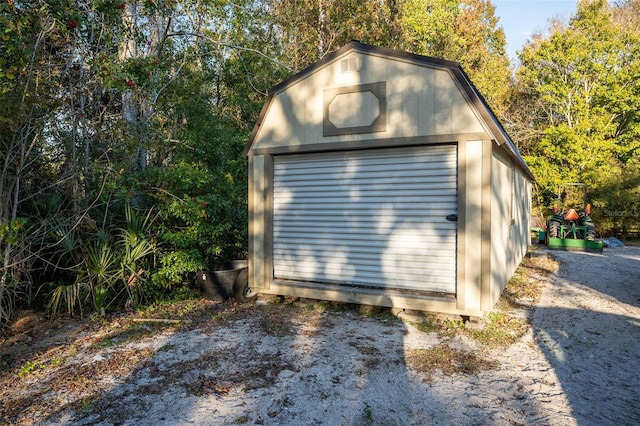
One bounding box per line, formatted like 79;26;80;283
402;0;464;56
363;401;373;423
589;159;640;235
143;158;247;289
48;282;88;318
46;204;157;317
416;314;465;337
1;0;262;320
12;0;625;324
400;0;511;113
152;250;206;289
272;0;511;112
512;0;640;231
0;218;24;247
18;360;41;378
0;274;27;327
271;0;402;70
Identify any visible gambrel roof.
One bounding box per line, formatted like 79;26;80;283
245;41;533;180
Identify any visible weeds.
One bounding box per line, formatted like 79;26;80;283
416;314;465;337
404;255;556;379
363;401;373;423
158;343;175;352
49;357;65;368
78;397;98;413
502;253;558;308
256;306;295;337
406;342;499;379
468;254;557;348
465;312;529;348
18;360;40;378
136;298;204;321
413;253;557;351
349;341;380;356
93;338;114;349
17;355;66;378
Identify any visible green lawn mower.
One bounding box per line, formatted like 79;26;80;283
546;183;603;252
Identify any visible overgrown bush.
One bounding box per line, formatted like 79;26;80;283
142;158;248;293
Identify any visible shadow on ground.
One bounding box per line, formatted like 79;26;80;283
533;247;640;426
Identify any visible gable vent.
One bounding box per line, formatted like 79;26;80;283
341;57;362;73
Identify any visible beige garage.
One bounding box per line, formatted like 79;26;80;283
244;41;534;318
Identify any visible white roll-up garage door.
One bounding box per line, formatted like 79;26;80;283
273;145;458;293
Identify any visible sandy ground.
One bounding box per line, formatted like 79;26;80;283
1;246;639;426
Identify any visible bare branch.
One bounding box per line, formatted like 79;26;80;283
167;31;294;73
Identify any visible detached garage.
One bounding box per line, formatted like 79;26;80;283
245;41;534;318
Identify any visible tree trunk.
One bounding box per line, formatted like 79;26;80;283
120;2;169;173
318;0;327;59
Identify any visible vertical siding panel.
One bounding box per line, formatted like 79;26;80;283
386;60;405;138
264;155;274;290
304;78;322;146
249;155;266;289
480;139;492;312
451;84;471;132
434;70;452;134
419;67;436;136
489;151;531;310
490;154;511;304
398;62;419;138
463;140;483;311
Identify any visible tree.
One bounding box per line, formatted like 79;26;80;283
0;0;81;323
269;1;510;112
270;0;401;70
400;0;511;113
0;0;286;320
511;0;640;232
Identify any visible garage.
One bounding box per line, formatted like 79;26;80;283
245;41;534;317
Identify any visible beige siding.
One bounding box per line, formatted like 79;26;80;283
248;154;269;290
514;168;531;261
461;140;484;312
252;51;485;151
489;150;531;307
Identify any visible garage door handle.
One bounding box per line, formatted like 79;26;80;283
446;214;458;222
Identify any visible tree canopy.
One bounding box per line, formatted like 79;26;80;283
400;0;510;112
509;0;640;231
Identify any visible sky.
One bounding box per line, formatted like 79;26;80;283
493;0;579;62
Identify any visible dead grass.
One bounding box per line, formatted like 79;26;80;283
0;299;249;424
255;305;297;337
466;252;558;349
465;312;529;347
413;252;558;350
415;313;465;336
498;252;559;310
406;342;499;380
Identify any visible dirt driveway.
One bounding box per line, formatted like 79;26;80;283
1;247;639;425
532;247;640;425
